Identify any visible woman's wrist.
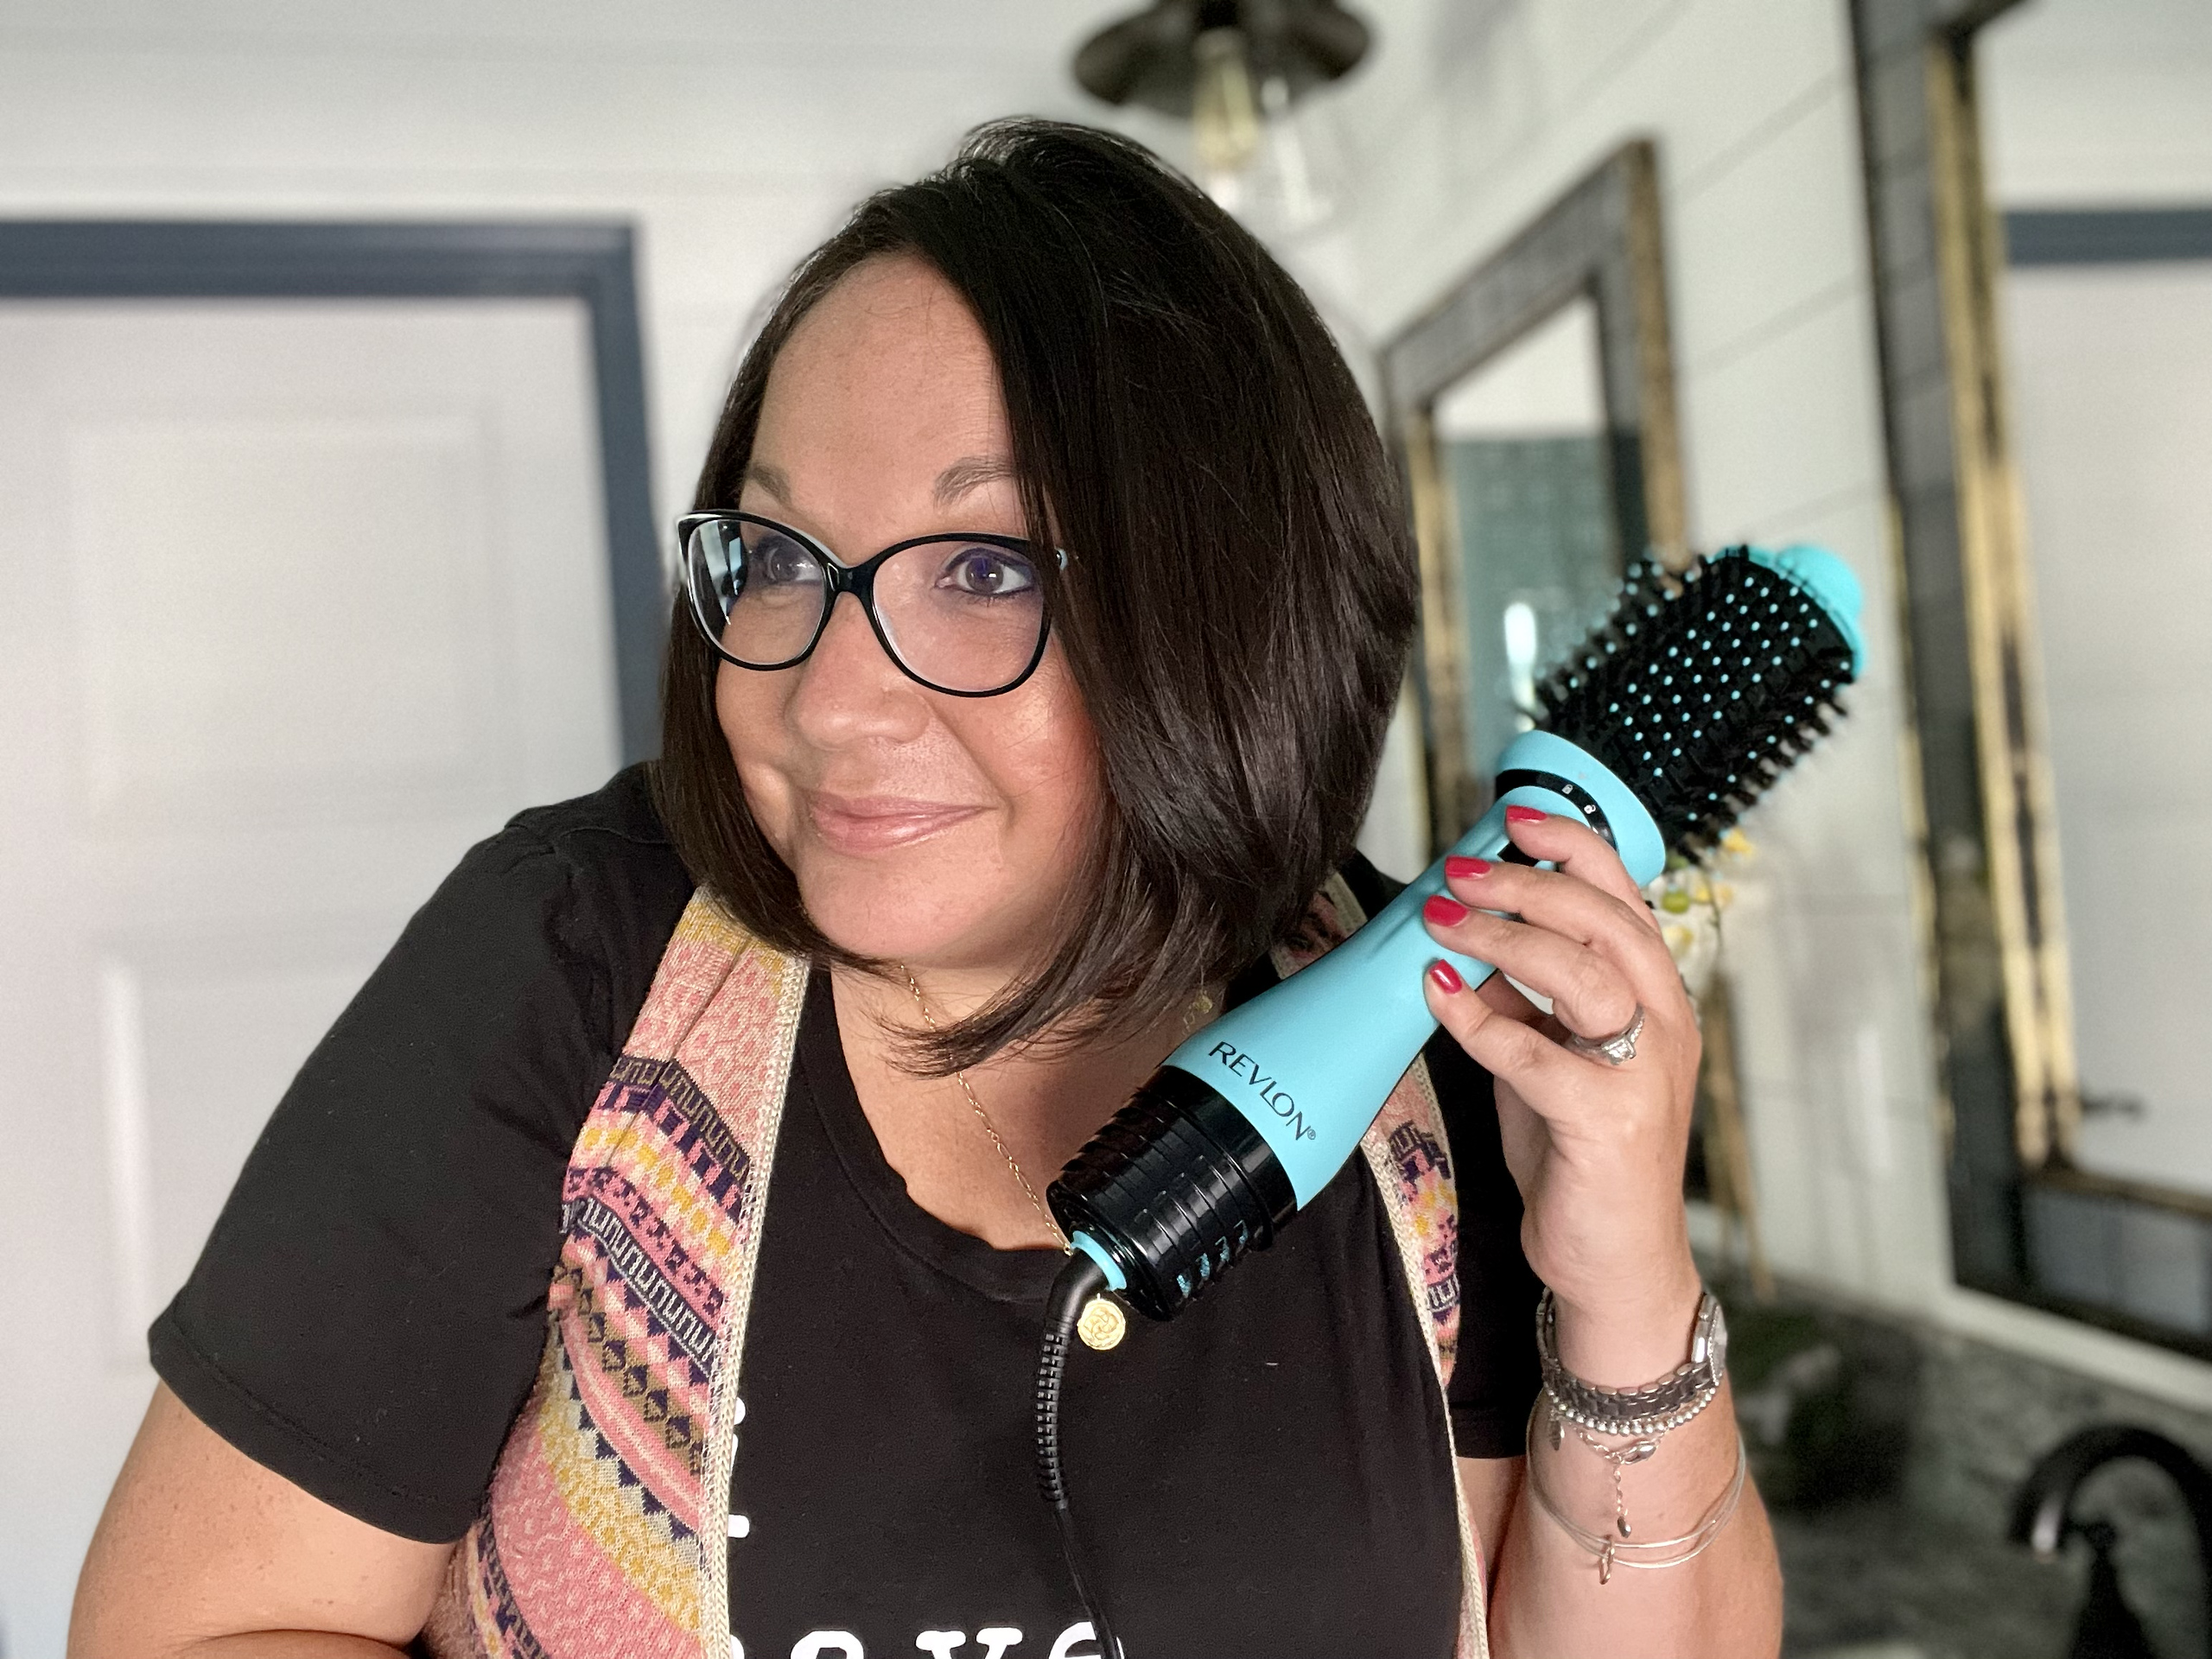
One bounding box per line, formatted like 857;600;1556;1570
1548;1255;1706;1389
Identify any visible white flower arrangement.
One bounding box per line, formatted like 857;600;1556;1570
1644;827;1756;999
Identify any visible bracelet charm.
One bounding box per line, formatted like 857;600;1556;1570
1527;1397;1748;1582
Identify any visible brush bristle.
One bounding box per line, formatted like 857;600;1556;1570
1535;548;1857;855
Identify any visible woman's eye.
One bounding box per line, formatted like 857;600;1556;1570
940;547;1037;597
751;538;819;587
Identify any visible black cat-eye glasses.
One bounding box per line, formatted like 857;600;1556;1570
677;511;1063;697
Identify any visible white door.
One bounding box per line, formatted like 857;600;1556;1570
0;296;628;1656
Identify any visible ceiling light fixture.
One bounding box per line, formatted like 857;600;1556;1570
1073;1;1370;233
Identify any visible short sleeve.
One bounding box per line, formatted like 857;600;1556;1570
1424;1032;1544;1458
1338;853;1542;1459
149;770;691;1541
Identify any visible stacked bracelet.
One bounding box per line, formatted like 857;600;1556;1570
1529;1285;1738;1580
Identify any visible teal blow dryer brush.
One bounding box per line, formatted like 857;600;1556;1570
1048;544;1864;1321
1031;546;1863;1656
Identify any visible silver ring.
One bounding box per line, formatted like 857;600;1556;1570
1564;1004;1645;1065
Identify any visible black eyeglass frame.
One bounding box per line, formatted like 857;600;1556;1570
677;509;1066;698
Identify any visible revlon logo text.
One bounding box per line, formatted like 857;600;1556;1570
1207;1041;1316;1142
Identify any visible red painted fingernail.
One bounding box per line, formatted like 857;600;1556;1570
1445;855;1493;879
1424;893;1470;925
1505;805;1549;824
1429;960;1465;994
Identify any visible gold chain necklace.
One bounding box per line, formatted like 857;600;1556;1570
895;969;1219;1351
899;965;1069;1249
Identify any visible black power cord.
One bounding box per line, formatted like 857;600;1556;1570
1036;1252;1121;1659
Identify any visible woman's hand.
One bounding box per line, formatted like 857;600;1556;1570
1420;805;1704;1386
1430;810;1783;1656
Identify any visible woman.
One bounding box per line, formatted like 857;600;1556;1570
73;122;1781;1658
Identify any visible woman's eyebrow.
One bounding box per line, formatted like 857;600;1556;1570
741;461;792;502
933;454;1018;505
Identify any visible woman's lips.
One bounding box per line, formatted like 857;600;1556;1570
804;791;984;854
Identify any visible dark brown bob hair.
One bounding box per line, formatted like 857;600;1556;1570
653;118;1417;1071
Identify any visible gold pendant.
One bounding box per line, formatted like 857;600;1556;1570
1076;1294;1128;1351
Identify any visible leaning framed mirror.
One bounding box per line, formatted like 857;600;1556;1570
1375;143;1777;1270
1379;140;1687;855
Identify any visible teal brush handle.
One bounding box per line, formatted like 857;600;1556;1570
1155;728;1667;1210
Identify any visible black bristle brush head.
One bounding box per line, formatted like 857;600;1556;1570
1535;548;1859;855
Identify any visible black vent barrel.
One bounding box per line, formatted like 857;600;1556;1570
1536;548;1859;855
1051;1067;1297;1321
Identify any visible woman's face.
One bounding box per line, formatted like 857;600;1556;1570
718;255;1103;983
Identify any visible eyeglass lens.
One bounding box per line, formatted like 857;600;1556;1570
685;518;1047;695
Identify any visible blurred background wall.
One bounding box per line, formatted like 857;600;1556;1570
2;2;2207;1655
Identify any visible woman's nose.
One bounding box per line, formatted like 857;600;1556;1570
787;592;931;747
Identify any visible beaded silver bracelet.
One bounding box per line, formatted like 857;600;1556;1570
1535;1285;1729;1440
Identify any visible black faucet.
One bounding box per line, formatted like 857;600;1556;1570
2009;1425;2212;1659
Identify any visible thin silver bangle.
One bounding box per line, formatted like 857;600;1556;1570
1523;1398;1748;1584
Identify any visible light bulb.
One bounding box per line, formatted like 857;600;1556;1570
1192;28;1262;191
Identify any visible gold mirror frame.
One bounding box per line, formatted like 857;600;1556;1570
1923;12;2082;1179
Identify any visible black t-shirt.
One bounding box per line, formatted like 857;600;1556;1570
153;766;1541;1657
